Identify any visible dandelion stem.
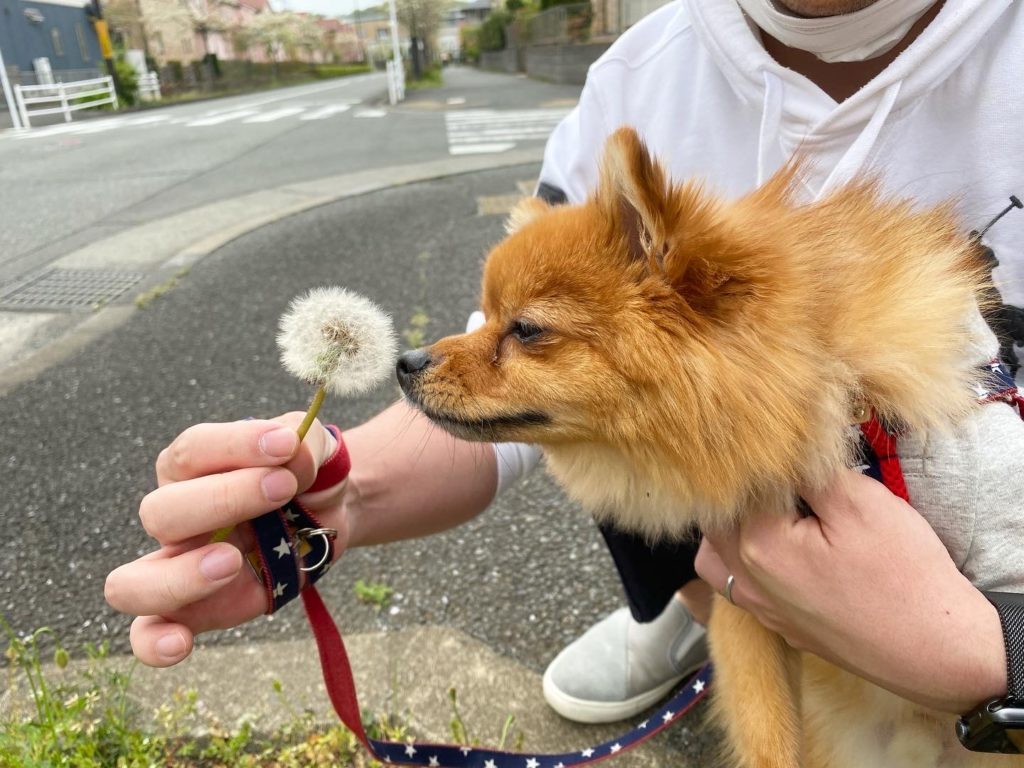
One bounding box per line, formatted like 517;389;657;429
296;385;326;442
210;385;327;544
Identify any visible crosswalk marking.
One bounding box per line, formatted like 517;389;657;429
14;121;96;139
187;109;258;127
450;143;517;155
125;114;170;126
72;118;130;134
243;106;306;123
444;107;571;156
6;102;360;137
2;102;575;148
300;104;351;120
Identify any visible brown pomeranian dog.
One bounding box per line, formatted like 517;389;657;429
397;126;1024;768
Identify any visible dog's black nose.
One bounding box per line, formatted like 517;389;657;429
396;349;433;381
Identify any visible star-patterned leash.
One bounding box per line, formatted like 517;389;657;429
305;579;712;768
247;428;712;767
253;360;1024;767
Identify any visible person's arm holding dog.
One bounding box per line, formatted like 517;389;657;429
104;402;497;668
695;470;1008;714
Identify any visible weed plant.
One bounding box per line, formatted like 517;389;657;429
0;620;406;767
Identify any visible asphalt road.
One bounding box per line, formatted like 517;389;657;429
0;163;632;675
0;67;580;285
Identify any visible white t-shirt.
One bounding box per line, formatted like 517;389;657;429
493;0;1024;588
541;0;1023;311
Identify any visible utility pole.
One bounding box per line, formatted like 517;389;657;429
0;40;23;130
386;0;403;104
88;0;124;99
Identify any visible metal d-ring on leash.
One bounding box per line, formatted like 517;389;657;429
295;528;337;573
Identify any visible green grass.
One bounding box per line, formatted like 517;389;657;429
353;579;395;612
405;65;443;91
0;620;406;767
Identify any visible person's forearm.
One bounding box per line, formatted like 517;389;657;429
337;399;498;548
835;577;1007;714
892;582;1006;713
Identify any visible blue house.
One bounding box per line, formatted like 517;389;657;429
0;0;104;83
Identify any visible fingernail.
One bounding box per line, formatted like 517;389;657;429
260;428;298;459
261;468;295;502
155;632;187;660
199;547;240;581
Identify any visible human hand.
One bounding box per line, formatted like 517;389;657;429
694;470;1007;712
104;414;345;668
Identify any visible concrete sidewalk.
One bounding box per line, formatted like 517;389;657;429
122;624;713;766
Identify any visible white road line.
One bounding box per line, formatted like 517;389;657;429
242;106;306;123
15;117;126;138
73;118;131;134
445;109;572;121
444;108;570;155
354;108;387;118
448;128;557;141
449;143;516;155
299;104;351;120
14;123;85;139
125;114;171;126
187;109;258;126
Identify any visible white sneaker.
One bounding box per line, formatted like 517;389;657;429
542;599;707;724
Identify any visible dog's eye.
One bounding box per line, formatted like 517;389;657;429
510;319;544;343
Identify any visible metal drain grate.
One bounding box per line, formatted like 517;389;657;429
0;268;144;311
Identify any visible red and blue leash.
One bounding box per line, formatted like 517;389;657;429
251;360;1023;767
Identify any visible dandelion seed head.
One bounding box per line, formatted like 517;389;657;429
277;287;397;397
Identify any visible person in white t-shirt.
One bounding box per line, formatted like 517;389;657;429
105;0;1020;736
530;0;1024;724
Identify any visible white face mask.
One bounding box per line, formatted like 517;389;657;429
734;0;938;62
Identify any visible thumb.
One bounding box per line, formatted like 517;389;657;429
271;413;339;493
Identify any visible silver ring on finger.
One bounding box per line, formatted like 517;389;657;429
722;574;736;605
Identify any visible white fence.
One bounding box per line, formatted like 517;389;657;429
14;76;118;129
137;71;161;101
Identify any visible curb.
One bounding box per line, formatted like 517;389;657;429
6;626;678;766
0;148;544;398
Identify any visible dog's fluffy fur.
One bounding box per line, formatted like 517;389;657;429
399;127;1018;767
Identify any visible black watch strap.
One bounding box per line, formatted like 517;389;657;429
986;591;1024;703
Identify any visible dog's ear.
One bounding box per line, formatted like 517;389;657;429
505;197;550;235
596;127;671;264
596;128;731;305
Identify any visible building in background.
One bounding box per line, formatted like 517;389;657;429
316;17;363;64
459;0;495;26
0;0;103;85
345;7;407;66
436;3;465;62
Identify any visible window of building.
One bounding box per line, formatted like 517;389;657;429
51;28;65;57
376;28;389;40
76;24;90;61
